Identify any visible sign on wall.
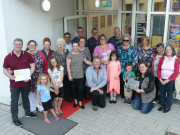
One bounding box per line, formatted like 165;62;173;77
100;0;112;8
164;0;180;10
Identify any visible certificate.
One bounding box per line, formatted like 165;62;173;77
14;68;31;82
126;79;140;90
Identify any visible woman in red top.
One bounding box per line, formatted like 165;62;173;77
157;44;179;113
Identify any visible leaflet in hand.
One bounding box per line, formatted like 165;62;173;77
126;79;139;90
14;68;31;82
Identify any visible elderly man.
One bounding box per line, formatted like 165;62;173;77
85;56;107;111
88;28;99;60
3;38;38;127
64;32;72;52
71;27;88;47
108;27;121;49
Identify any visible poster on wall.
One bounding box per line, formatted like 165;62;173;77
164;0;180;10
168;41;180;58
107;15;112;27
92;17;98;28
101;15;105;27
170;23;180;40
101;0;112;8
152;35;163;48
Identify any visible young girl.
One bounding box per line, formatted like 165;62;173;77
107;50;121;103
48;56;64;115
37;73;59;124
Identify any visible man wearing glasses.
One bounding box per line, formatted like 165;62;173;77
71;27;88;47
64;32;72;52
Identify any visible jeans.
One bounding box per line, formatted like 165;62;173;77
159;80;174;109
70;78;84;101
10;84;31;121
85;86;106;108
133;95;154;114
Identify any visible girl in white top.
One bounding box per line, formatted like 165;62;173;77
48;56;64;115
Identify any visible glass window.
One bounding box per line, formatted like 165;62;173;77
137;0;148;11
170;0;180;12
122;13;132;35
168;15;180;58
153;0;166;11
123;0;132;11
135;14;147;48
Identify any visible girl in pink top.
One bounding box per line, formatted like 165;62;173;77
93;34;115;69
107;50;121;103
157;44;179;113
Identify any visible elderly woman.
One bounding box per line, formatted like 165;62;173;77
138;36;154;67
67;41;92;109
93;34;115;68
26;40;48;113
53;38;71;103
151;43;164;100
133;62;155;114
116;34;138;98
157;44;179;113
41;37;54;60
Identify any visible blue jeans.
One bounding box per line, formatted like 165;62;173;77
133;95;154;114
159;80;174;109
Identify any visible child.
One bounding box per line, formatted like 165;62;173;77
107;50;121;103
36;73;59;124
48;56;64;115
123;63;136;105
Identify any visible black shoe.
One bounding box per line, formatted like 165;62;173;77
65;98;72;103
25;112;38;118
73;103;77;108
163;108;170;113
78;104;85;109
13;120;22;127
158;107;165;111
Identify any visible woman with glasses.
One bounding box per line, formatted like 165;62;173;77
93;34;115;69
138;36;154;68
116;34;138;98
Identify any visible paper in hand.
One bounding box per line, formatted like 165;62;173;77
126;79;140;90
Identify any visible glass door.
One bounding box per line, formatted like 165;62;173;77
64;15;88;39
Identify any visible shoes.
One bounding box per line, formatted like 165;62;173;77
124;99;128;104
44;120;51;124
92;105;98;111
78;104;85;109
158;107;165;111
13;120;22;127
53;116;60;121
73;103;77;108
113;96;117;103
65;98;72;103
109;97;113;103
25;112;38;118
128;99;131;105
163;108;170;113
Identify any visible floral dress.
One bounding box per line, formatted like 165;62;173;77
30;52;44;92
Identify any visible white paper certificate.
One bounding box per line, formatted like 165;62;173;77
14;68;31;82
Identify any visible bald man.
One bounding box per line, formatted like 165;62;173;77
108;27;121;49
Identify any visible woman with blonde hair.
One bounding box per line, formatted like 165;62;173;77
138;36;154;67
53;38;71;103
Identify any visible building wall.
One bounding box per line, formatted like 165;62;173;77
0;0;74;105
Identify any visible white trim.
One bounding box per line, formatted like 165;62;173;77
135;11;147;14
120;11;132;13
118;0;122;30
169;12;180;15
146;0;153;37
83;10;118;15
131;0;136;46
151;12;166;15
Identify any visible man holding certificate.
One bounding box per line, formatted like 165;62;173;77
3;38;38;127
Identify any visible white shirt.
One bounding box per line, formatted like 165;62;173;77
66;42;72;52
48;66;64;88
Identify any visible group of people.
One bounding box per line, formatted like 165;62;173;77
3;26;179;127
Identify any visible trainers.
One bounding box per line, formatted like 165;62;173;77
53;116;60;121
128;99;131;105
113;96;117;103
13;120;22;127
25;112;38;118
124;99;128;104
109;97;113;103
92;105;98;111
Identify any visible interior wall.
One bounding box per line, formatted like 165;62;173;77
2;0;74;52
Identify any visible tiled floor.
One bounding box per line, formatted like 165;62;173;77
0;98;180;135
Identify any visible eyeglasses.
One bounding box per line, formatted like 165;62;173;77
123;40;129;42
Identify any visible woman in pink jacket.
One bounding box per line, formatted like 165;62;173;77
157;44;179;113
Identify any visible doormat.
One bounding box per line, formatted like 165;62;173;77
19;112;77;135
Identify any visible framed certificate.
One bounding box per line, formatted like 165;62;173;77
14;68;31;82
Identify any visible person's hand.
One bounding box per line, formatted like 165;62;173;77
160;79;165;85
115;75;119;80
164;79;169;85
23;80;29;82
135;89;141;93
69;76;73;81
10;75;16;80
55;86;59;95
98;89;104;95
39;102;42;106
90;87;97;92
